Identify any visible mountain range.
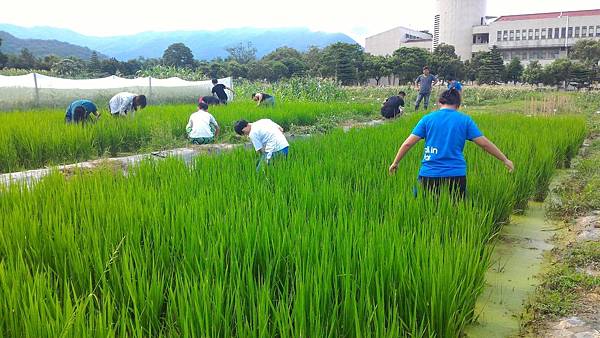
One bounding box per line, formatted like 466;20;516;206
0;24;357;61
0;31;107;60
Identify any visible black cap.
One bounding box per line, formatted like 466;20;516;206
234;120;248;135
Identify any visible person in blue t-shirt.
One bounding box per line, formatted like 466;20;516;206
65;99;100;124
446;77;463;92
388;88;514;198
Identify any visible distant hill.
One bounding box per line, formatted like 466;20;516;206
0;31;106;59
0;24;358;61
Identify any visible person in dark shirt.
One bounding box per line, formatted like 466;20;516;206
211;79;235;104
381;91;406;119
199;96;222;106
252;93;275;107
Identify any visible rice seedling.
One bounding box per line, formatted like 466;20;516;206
0;112;585;337
0;101;378;173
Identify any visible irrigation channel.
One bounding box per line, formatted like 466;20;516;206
0;118;565;336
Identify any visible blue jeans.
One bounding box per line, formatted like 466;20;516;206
415;92;431;110
256;147;289;171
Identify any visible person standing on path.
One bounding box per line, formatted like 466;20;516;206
108;92;147;117
388;88;514;199
65;99;100;124
211;79;234;105
186;101;220;145
234;119;289;167
414;66;438;111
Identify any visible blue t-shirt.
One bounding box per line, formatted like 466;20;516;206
411;108;483;177
447;81;463;91
65;99;97;122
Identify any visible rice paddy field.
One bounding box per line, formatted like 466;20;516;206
0;101;378;173
0;86;595;336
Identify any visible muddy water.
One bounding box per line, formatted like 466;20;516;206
465;202;555;337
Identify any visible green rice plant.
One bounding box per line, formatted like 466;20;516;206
0;112;585;337
0;101;378;173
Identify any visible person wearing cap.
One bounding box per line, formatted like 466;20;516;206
108;92;147;117
186;101;220;145
252;93;275;107
234;119;289;166
211;79;235;105
65;99;100;124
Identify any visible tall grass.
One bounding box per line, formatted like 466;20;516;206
0;113;586;337
0;101;378;173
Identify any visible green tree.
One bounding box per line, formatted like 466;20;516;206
38;55;61;71
543;58;573;88
162;43;195;69
51;58;86;77
304;46;324;77
246;61;272;81
321;43;364;85
262;47;306;77
522;60;544;85
464;52;486;82
428;43;465;80
570;39;600;66
16;48;37;69
225;41;257;64
88;51;102;75
391;47;430;84
504;58;524;84
225;60;248;79
363;54;390;85
570;62;594;89
476;46;505;84
268;61;289;81
0;38;7;69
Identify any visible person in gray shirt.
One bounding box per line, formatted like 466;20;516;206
414;66;438;111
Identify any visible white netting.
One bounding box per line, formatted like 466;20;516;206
0;74;233;110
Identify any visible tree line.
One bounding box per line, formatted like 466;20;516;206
1;38;598;88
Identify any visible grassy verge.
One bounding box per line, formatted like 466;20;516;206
521;112;600;335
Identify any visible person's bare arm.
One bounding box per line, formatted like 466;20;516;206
226;86;235;94
389;134;422;175
472;136;514;172
214;125;220;138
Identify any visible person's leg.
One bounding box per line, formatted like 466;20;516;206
423;93;431;110
447;176;467;199
419;176;442;197
415;93;424;110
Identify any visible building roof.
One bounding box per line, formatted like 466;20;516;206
496;9;600;22
404;39;432;43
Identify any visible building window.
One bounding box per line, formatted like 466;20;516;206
554;28;560;39
597;26;600;37
541;28;547;39
589;26;595;37
562;27;566;38
503;30;508;41
516;30;521;41
550;49;559;59
568;27;573;38
582;26;587;37
529;29;534;40
509;30;514;41
535;29;540;40
575;26;580;38
548;28;553;38
497;31;502;41
522;29;527;40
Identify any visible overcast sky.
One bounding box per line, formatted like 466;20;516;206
1;0;598;44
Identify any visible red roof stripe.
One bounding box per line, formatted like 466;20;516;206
496;9;600;22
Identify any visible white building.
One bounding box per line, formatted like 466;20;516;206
434;0;487;61
474;9;600;65
365;27;433;56
366;1;600;65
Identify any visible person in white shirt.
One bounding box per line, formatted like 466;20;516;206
186;101;220;145
108;92;147;117
234;119;289;166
